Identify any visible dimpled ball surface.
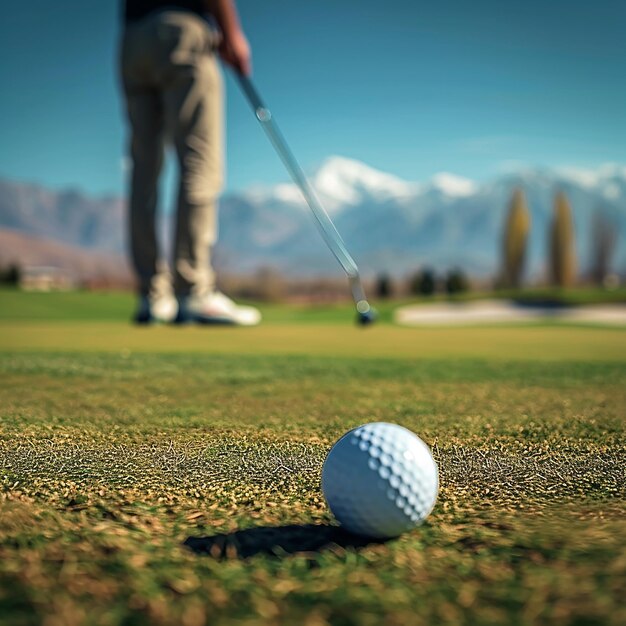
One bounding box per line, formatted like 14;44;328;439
322;422;438;539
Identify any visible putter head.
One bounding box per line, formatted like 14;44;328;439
356;307;377;326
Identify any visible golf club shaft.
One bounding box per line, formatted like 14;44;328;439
236;74;369;307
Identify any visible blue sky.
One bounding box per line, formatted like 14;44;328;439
1;0;625;197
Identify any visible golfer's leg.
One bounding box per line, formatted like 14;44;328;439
164;49;223;298
125;89;165;297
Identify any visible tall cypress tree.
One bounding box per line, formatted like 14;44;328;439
590;208;617;286
502;188;530;288
549;191;577;287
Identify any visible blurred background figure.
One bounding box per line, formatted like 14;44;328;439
120;0;261;325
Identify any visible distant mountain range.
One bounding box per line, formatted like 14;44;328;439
1;157;625;279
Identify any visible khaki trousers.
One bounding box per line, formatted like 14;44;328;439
120;10;223;298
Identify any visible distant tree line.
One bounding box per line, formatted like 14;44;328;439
377;185;620;299
500;187;618;289
374;268;469;299
0;263;21;285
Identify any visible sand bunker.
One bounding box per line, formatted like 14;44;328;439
394;299;626;326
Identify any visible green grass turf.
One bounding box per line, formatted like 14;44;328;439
1;285;625;324
0;290;625;625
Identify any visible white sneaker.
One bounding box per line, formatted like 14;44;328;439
151;295;178;323
133;294;178;325
177;291;261;326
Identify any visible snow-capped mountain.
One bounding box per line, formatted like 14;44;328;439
216;157;626;277
1;157;625;279
312;156;419;210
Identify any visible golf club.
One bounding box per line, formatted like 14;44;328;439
236;73;377;325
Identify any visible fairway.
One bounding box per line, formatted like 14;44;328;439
1;291;625;625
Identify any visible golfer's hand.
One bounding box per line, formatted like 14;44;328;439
220;30;251;76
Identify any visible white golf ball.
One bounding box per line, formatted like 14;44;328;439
322;422;438;539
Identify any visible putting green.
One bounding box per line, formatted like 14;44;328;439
1;321;625;360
